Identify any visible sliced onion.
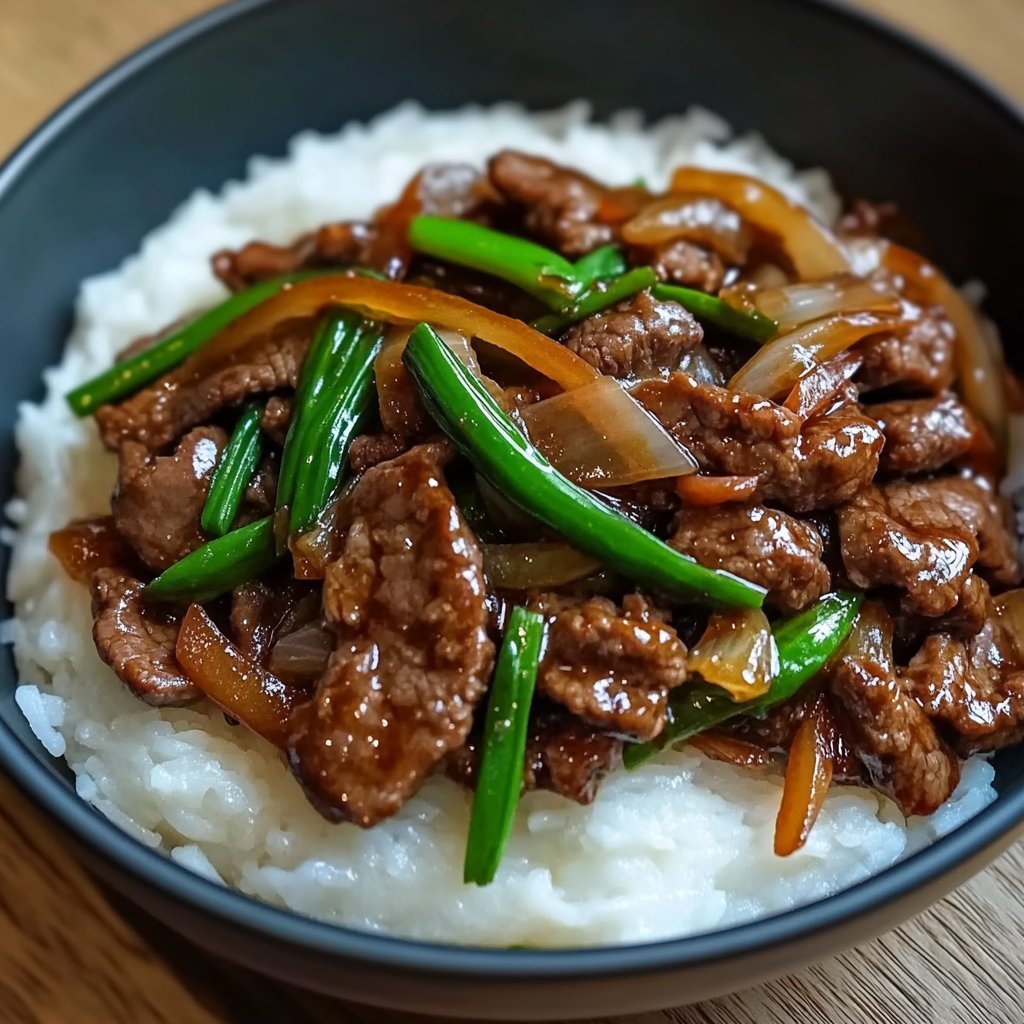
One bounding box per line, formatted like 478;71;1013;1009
782;350;863;419
374;326;419;436
675;474;759;506
774;696;835;856
621;194;751;263
521;376;698;487
689;732;776;770
678;343;725;386
839;600;893;671
688;608;779;701
268;621;333;683
481;542;599;590
728;310;902;399
669;167;851;279
176;604;304;748
290;491;348;580
883;242;1008;455
749;275;902;332
48;516;130;584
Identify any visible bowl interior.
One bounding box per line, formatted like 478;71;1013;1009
1;0;1023;965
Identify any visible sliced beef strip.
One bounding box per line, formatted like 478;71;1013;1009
91;569;195;706
242;453;279;521
669;503;830;612
895;573;992;641
632;373;883;512
488;150;614;256
830;655;960;816
97;320;310;451
940;476;1021;586
530;593;688;741
260;396;292;446
287;444;494;827
857;308;955;394
112;426;226;571
644;239;726;293
870;393;979;476
560;291;703;380
903;619;1024;755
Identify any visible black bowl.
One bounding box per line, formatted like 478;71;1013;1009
2;0;1023;1017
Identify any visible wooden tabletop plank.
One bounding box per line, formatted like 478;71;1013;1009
2;2;1023;1022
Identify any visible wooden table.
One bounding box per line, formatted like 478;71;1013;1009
3;1;1024;1021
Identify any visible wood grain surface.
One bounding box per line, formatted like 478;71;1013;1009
2;1;1024;1022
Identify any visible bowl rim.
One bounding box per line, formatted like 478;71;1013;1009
2;0;1024;980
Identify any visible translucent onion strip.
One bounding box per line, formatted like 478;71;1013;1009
750;275;902;332
687;608;779;701
782;350;863;419
481;543;600;590
621;194;752;263
520;376;698;487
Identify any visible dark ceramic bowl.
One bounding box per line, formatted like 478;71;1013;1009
2;0;1023;1017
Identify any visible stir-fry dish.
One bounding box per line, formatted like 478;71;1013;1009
51;151;1024;885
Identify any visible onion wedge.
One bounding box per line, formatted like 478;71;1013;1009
621;194;751;263
688;608;779;701
750;275;902;332
690;732;776;771
782;350;863;419
675;474;759;506
481;543;599;590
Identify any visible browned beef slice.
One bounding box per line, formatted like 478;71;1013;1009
870;393;978;475
669;503;829;612
632;373;883;512
830;656;959;816
91;569;195;705
837;481;980;618
645;239;726;293
903;623;1024;755
242;453;279;520
531;594;687;741
260;396;292;446
230;582;278;664
857;309;955;394
111;427;226;571
488;150;613;256
940;477;1021;586
287;444;494;826
96;321;310;451
560;291;703;379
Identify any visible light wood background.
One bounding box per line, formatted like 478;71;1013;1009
2;1;1024;1021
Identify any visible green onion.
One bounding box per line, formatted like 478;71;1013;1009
408;215;581;311
464;605;544;885
200;403;265;537
145;516;279;604
652;283;777;343
403;323;765;608
530;267;657;335
623;591;862;768
572;245;627;289
287;318;383;533
66;273;323;416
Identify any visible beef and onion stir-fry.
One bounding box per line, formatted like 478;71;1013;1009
53;151;1024;883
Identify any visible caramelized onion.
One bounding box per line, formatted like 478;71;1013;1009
839;600;893;670
688;608;779;701
750;275;902;332
669;167;851;279
782;350;863;419
728;310;902;399
675;474;759;506
521;376;698;487
374;326;419;437
268;621;333;683
621;194;751;263
48;516;130;584
678;344;726;386
481;543;599;590
176;604;304;748
690;732;776;771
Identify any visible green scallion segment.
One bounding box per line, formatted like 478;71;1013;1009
65;273;322;416
463;605;544;886
200;403;265;537
623;591;862;768
408;215;582;311
572;245;627;289
145;516;280;605
652;283;778;344
531;267;657;335
403;323;765;608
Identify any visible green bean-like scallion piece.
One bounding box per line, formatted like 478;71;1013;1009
463;605;544;885
572;245;627;289
531;267;657;335
65;272;324;416
200;403;265;537
408;215;582;311
623;591;862;768
651;283;778;344
145;516;280;605
403;323;765;608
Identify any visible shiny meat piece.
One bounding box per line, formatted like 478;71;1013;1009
940;476;1021;586
857;309;955;394
91;569;195;706
260;396;292;446
111;426;226;571
870;393;979;475
348;432;410;474
531;593;688;741
903;621;1024;755
837;481;980;618
560;291;703;379
96;321;310;451
488;150;613;256
645;239;726;292
830;656;959;816
669;503;830;612
632;373;883;512
242;453;279;521
287;445;494;826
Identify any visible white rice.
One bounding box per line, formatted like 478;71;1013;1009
4;102;997;948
